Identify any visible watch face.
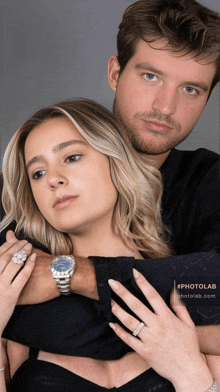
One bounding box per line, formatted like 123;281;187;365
52;256;73;273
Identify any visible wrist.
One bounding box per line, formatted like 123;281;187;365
49;255;76;296
172;359;214;392
70;257;99;300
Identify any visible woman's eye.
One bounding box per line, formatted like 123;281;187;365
184;86;198;95
32;170;46;180
65;155;81;163
144;73;158;82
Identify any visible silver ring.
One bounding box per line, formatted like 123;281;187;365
133;322;145;337
11;250;27;265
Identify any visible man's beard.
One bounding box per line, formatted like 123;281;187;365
113;98;190;156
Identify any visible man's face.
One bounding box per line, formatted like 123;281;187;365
108;39;216;158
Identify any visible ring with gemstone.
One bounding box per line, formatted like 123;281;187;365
11;250;27;265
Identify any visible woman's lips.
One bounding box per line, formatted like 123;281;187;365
53;196;78;210
143;120;172;133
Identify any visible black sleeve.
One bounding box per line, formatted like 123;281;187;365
90;251;220;326
162;149;220;255
91;151;220;324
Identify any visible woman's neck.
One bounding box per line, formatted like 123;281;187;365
68;223;143;259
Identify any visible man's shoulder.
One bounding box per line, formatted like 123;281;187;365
170;147;219;164
164;148;219;177
162;148;219;193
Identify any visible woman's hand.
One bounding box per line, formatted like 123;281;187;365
0;231;36;334
108;269;214;392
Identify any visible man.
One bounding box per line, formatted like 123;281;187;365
1;0;220;356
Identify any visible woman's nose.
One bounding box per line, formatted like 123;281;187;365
47;170;67;188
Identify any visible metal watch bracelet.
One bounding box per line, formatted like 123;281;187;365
54;277;72;295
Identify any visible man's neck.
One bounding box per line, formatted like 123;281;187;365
141;150;171;169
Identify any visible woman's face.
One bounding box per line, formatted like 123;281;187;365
24;117;118;235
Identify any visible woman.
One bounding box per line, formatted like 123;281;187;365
0;99;218;391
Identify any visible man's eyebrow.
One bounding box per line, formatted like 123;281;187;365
135;63;166;77
183;80;208;92
26;140;87;171
135;63;209;92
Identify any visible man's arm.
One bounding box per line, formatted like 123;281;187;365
17;248;99;304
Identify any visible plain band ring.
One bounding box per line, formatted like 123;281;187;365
11;250;27;265
133;322;145;337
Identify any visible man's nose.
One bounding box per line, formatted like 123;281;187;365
152;86;177;116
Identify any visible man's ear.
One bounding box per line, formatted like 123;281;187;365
108;56;120;91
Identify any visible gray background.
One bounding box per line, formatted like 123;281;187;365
0;0;219;162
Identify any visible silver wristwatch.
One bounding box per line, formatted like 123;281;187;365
49;255;76;295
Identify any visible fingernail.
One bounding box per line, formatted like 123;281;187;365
109;322;116;331
29;253;36;262
7;231;17;243
23;243;33;251
133;269;140;279
111;299;115;308
108;279;119;290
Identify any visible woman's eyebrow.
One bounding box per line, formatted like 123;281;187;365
26;140;87;171
52;139;87;153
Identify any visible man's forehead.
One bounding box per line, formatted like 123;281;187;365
134;38;216;65
130;39;217;80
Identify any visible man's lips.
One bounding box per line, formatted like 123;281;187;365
53;195;78;210
142;120;172;133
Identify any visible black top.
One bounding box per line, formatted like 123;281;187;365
3;251;220;357
161;148;220;254
9;358;175;391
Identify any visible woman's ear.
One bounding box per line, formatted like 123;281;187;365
108;56;121;91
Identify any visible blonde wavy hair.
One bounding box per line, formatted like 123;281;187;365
1;99;172;258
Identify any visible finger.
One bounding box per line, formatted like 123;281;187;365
108;279;155;325
133;269;173;316
12;253;36;292
0;240;30;273
6;231;18;244
2;242;33;279
111;299;147;337
170;290;195;329
0;235;21;257
109;322;144;355
0;241;14;258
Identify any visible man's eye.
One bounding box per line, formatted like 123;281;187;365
184;86;198;95
65;155;81;163
32;170;46;180
144;73;158;81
